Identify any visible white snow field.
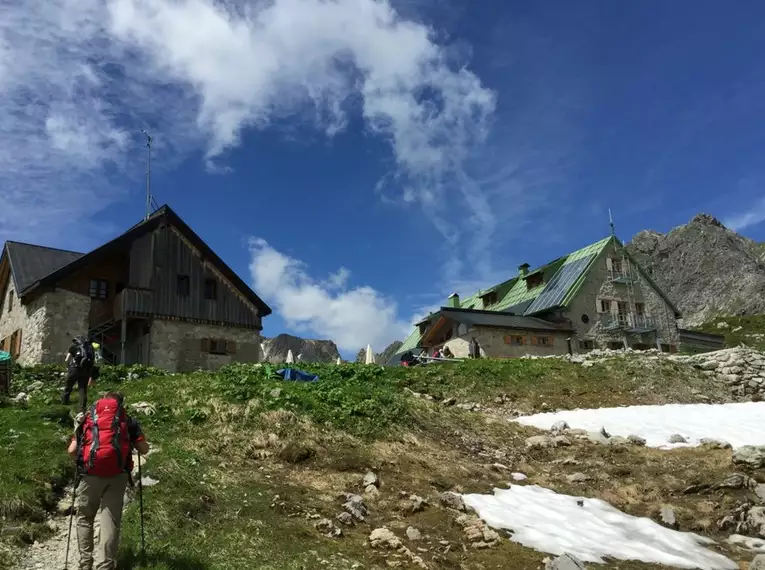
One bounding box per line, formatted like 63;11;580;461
513;401;765;449
462;485;737;569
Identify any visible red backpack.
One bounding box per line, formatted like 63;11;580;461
79;398;131;477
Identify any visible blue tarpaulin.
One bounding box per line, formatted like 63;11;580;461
0;351;10;362
276;368;319;383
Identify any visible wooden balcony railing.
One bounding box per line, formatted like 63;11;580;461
114;288;154;320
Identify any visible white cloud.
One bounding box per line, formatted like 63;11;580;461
0;0;495;264
249;238;410;351
723;197;765;232
106;0;496;186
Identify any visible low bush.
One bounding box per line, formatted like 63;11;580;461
213;363;414;438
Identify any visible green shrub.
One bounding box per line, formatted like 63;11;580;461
10;364;64;392
96;364;168;384
212;363;413;438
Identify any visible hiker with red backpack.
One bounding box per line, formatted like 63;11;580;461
67;391;150;570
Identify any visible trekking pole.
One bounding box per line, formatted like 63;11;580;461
137;451;145;561
63;468;79;570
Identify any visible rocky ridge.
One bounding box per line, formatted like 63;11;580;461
261;333;341;363
355;340;403;365
525;346;765;401
626;213;765;326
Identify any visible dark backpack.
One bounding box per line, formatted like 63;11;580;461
72;336;95;370
79;398;132;477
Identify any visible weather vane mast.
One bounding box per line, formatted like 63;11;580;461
141;130;152;221
608;208;616;237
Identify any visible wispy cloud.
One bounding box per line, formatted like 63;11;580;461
723;197;765;232
249;238;410;351
0;0;496;255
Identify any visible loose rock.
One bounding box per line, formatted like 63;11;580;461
751;554;765;570
627;434;646;446
363;471;379;488
551;420;569;433
566;473;591;484
337;512;354;526
545;553;588;569
406;526;422;541
369;528;401;549
608;436;629;446
439;491;466;512
342;494;368;522
659;505;678;529
700;438;732;450
585;431;610;445
668;434;687;444
716;473;755;490
747;507;765;538
525;435;555;449
455;514;501;548
733;446;765;469
315;518;343;538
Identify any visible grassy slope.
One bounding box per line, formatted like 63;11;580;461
0;359;751;569
696;314;765;351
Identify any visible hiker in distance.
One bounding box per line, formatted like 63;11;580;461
62;336;99;412
67;392;150;570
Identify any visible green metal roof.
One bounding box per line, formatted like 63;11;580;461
458;236;612;315
398;327;423;354
393;234;679;357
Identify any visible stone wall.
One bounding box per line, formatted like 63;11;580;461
149;319;261;373
0;283;89;365
565;240;679;350
678;347;765;398
442;326;573;359
41;290;90;363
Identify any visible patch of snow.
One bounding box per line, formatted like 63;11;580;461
514;402;765;450
462;485;736;570
727;534;765;552
511;472;528;481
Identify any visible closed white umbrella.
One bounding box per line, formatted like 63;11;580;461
286;349;294;364
364;344;375;365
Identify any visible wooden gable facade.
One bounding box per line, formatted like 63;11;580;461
21;206;271;332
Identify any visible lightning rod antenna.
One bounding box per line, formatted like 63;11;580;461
141;130;152;220
608;208;616;237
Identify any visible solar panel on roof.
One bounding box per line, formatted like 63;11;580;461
524;254;594;315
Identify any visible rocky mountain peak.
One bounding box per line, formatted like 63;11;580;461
689;213;725;228
626;213;765;326
261;333;341;363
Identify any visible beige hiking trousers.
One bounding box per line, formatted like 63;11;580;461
75;472;129;570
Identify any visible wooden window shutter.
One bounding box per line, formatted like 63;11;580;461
530;336;537;346
201;338;211;352
606;257;613;271
226;340;237;355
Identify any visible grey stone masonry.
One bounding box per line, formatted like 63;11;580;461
566;240;679;351
0;283;89;365
150;319;261;373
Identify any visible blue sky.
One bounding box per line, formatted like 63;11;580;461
2;0;765;357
